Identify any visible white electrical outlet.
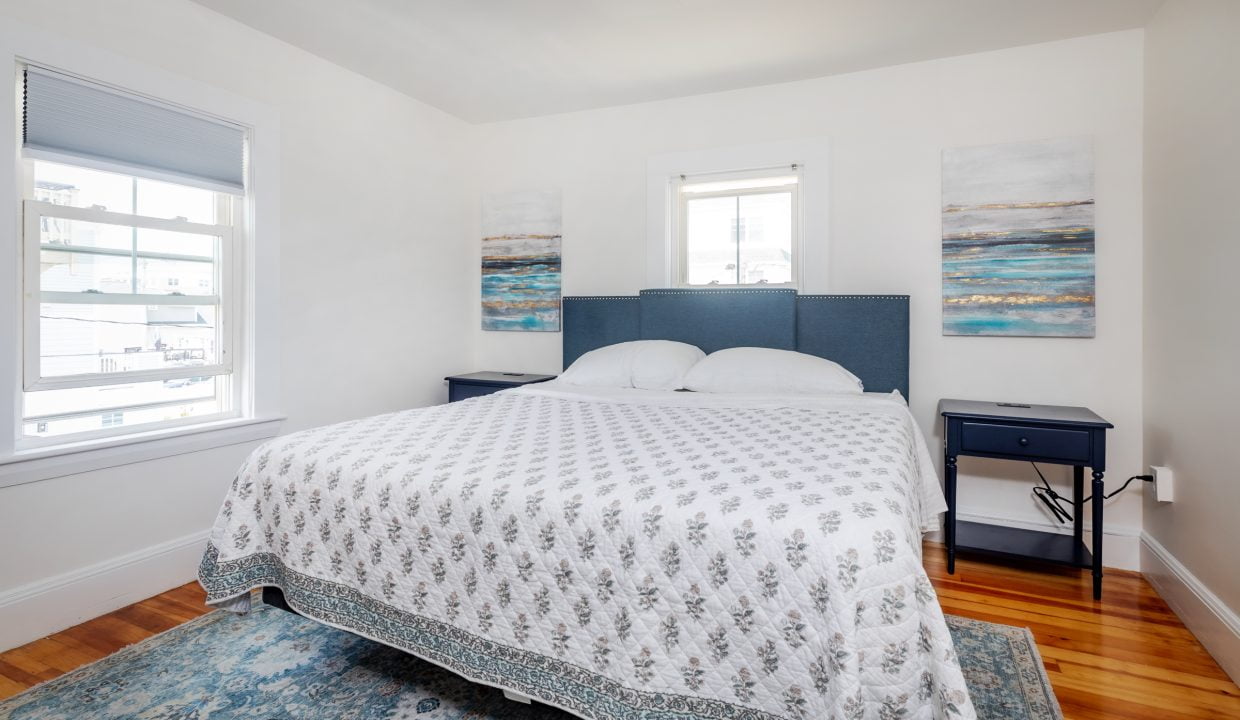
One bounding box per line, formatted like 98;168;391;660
1151;465;1174;502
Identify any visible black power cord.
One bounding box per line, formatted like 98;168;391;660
1031;463;1153;525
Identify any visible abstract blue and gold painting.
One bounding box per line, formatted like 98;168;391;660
481;190;561;332
942;138;1095;337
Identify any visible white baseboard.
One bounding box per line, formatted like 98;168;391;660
925;508;1142;571
0;529;209;652
1140;532;1240;683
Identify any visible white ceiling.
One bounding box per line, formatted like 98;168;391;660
192;0;1163;123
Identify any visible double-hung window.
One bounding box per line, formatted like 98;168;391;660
675;168;800;287
16;65;248;446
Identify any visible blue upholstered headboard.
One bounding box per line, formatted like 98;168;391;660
562;288;911;398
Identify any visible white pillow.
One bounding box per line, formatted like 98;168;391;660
559;340;706;390
683;347;863;395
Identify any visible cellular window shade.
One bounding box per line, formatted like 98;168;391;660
22;66;245;194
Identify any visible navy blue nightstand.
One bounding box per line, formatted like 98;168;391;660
445;372;555;403
939;399;1113;599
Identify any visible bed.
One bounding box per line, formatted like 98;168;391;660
198;289;976;720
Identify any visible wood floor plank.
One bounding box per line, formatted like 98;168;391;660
1051;684;1208;720
0;645;69;684
939;596;1208;650
8;638;96;674
61;615;148;654
1035;632;1229;680
0;659;53;684
1056;660;1240;716
929;573;1186;624
0;658;48;689
111;603;187;636
137;595;208;624
1037;644;1240;696
0;675;25;700
935;586;1201;639
162;583;209;610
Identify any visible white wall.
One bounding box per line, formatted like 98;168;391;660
0;0;474;648
1141;0;1240;680
470;31;1147;566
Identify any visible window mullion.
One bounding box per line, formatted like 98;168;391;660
39;244;215;263
39;291;220;306
734;194;741;285
27;364;231;392
26;200;230;235
25;392;217;425
131;177;138;294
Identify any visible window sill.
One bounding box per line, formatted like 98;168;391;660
0;415;285;489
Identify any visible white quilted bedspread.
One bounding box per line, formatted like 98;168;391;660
200;384;975;720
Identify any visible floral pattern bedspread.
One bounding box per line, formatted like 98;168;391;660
199;384;975;720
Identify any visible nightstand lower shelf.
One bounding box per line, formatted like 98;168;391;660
955;520;1092;569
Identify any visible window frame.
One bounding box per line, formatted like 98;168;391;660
17;168;244;449
672;167;801;289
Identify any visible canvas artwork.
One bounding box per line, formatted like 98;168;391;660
480;190;562;332
942;137;1095;337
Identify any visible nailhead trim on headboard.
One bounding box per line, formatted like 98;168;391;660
798;295;909;300
567;293;908;300
566;294;908;300
640;289;796;296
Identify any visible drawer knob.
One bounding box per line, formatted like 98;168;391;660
1018;437;1030;447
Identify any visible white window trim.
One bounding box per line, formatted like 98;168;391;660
0;20;284;485
672;167;801;289
646;138;829;291
0;416;284;490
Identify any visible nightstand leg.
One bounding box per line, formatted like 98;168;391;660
1073;466;1084;549
1091;470;1105;600
945;453;958;574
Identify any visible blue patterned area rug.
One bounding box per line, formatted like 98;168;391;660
0;605;1061;719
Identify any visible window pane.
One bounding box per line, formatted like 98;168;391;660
685;196;739;285
40;216;133;252
738;192;793;285
136;227;216;259
137;257;216;296
39;303;218;378
41;249;133;293
34;161;134;213
39;224;219;296
137;177;216;224
24;378;218;421
24;386;222;438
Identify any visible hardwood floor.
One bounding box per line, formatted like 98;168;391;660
924;543;1240;719
0;582;211;702
1;554;1237;718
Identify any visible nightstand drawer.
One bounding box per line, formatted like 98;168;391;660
448;382;504;403
445;372;556;403
959;421;1090;462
